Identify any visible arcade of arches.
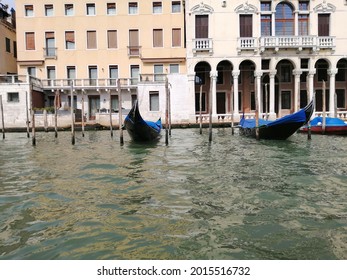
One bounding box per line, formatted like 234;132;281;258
193;59;347;121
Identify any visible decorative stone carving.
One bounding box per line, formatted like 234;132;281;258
314;0;336;13
191;2;214;14
235;1;258;14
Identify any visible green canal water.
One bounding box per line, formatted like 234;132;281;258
0;129;346;260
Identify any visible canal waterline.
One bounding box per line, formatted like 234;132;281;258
0;129;346;260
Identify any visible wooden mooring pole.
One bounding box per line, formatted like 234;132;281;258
230;84;234;135
54;90;58;138
0;96;5;139
117;80;124;145
81;90;85;137
70;85;75;145
322;80;326;134
109;89;113;138
30;84;36;146
306;75;312;140
199;85;203;134
165;77;169;145
43;109;48;132
208;79;213;142
255;78;260;140
26;91;30;138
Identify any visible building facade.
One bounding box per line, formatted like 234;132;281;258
0;2;16;74
186;0;347;122
13;0;192;126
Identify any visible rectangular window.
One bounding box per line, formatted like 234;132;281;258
195;15;208;38
47;66;56;79
87;3;96;15
25;5;34;17
45;32;55;57
111;95;119;112
261;15;271;36
150;92;159;111
65;31;75;49
107;30;117;48
299;1;309;11
13;41;17;58
281;91;291;109
25;32;35;50
131;65;139;85
240;15;253;37
45;4;54;16
65;4;74;16
5;38;11;53
153;29;163;47
261;2;271;11
107;3;116;14
172;1;181;13
154;64;164;81
27;67;36;77
129;2;138;14
153;2;162;14
7;92;19;102
298;14;309;35
87;31;97;49
109;65;118;85
129;30;140;56
172;28;181;47
67;66;76;79
89;66;98;85
318;14;330;36
170;64;179;74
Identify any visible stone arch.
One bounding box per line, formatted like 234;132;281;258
194;61;212;114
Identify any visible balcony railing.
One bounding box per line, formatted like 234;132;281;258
258;35;335;53
192;38;213;53
237;37;258;54
40;78;139;90
43;47;57;59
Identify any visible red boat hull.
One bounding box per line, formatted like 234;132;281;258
300;126;347;135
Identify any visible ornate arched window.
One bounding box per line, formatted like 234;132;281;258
275;2;294;36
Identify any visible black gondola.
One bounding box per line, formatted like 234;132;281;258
239;99;314;140
124;100;162;142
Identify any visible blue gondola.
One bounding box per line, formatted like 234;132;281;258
239;99;314;140
124;100;162;142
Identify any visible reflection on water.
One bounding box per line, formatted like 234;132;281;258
0;129;347;260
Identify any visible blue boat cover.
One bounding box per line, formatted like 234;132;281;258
310;117;347;127
145;119;162;131
240;109;307;128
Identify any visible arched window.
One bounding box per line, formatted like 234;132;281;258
275;2;294;36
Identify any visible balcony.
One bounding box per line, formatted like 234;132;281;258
43;47;57;59
237;37;258;54
192;38;213;53
258;36;335;53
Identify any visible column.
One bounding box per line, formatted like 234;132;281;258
328;68;337;116
210;71;218;116
293;70;302;111
232;70;240;120
269;70;276;119
254;71;262;115
308;70;316;100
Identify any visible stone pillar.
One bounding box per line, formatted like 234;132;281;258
232;70;240;120
188;74;197;123
328;68;337;116
254;71;262;115
210;71;218;116
308;70;316;100
269;71;276;119
293;70;302;111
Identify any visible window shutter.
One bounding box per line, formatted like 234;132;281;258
87;31;97;49
153;29;163;47
172;28;181;47
26;32;35;50
107;30;117;48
